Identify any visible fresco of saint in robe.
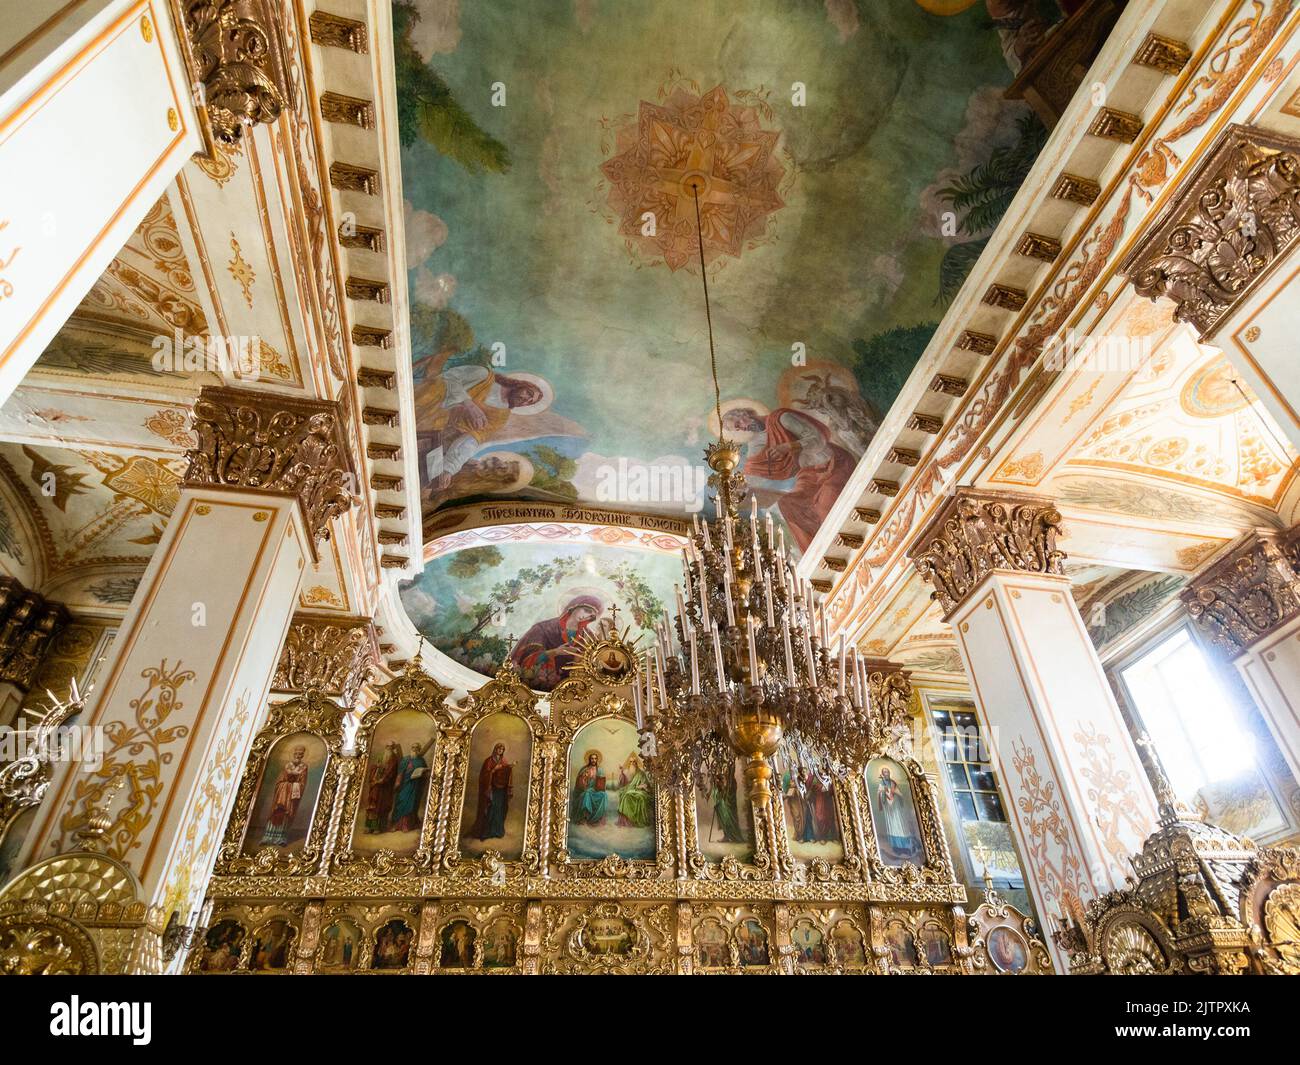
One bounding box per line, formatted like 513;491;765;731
867;757;925;866
721;406;855;553
695;757;753;863
780;760;844;863
242;733;327;855
352;710;437;855
510;593;603;689
459;712;531;860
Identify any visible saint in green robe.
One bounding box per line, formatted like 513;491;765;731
616;765;653;828
711;775;745;843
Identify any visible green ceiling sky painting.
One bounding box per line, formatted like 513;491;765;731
396;0;1052;548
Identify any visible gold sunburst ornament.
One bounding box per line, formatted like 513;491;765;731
569;628;641;686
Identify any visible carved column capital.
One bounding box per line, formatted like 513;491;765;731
907;488;1067;617
1181;529;1300;656
173;0;292;145
183;386;358;553
271;614;378;705
0;578;69;692
1120;123;1300;339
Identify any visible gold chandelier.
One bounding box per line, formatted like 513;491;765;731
633;182;881;806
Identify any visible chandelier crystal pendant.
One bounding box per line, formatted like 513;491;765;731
632;182;882;806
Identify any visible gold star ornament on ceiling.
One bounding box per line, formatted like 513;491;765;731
599;84;788;271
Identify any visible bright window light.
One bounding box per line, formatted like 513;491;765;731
1120;627;1255;798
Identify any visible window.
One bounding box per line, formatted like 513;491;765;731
1118;625;1289;839
928;702;1023;891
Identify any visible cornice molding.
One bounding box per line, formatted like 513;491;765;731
809;0;1297;646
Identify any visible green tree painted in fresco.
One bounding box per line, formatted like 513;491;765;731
393;2;511;173
527;445;579;500
410;304;474;364
608;562;664;630
850;323;937;419
456;555;585;649
936;112;1046;305
446;546;503;579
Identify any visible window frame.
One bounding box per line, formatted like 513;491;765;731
1107;615;1297;844
919;690;1025;892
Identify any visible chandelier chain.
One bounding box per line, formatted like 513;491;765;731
690;182;723;440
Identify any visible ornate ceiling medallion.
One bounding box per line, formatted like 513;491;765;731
600;84;787;271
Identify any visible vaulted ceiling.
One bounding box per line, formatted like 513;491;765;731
394;0;1058;682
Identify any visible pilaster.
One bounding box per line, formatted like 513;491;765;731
909;488;1158;971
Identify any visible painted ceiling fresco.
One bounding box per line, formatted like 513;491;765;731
395;0;1056;542
394;0;1062;684
401;538;682;690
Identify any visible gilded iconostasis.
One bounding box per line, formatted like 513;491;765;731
192;640;1052;975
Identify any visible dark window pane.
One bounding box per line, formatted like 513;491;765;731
931;710;951;727
954;712;977;729
976;792;1006;822
954;729;981;763
941;735;959;762
970;768;997;792
956;793;978;821
947;763;969;790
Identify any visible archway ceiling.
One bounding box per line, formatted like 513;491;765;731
395;0;1054;555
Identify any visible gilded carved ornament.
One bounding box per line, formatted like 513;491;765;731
1052;738;1299;976
1120;123;1300;339
175;0;292;145
966;890;1053;975
0;578;69;694
213;689;352;879
272;615;378;705
1180;528;1300;655
0;851;146;975
0;681;85;842
183;386;358;554
177;644;979;976
907;489;1067;617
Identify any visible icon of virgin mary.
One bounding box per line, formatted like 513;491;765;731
509;594;604;689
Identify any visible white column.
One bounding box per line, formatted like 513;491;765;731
14;387;356;971
912;490;1158;971
0;0;203;401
